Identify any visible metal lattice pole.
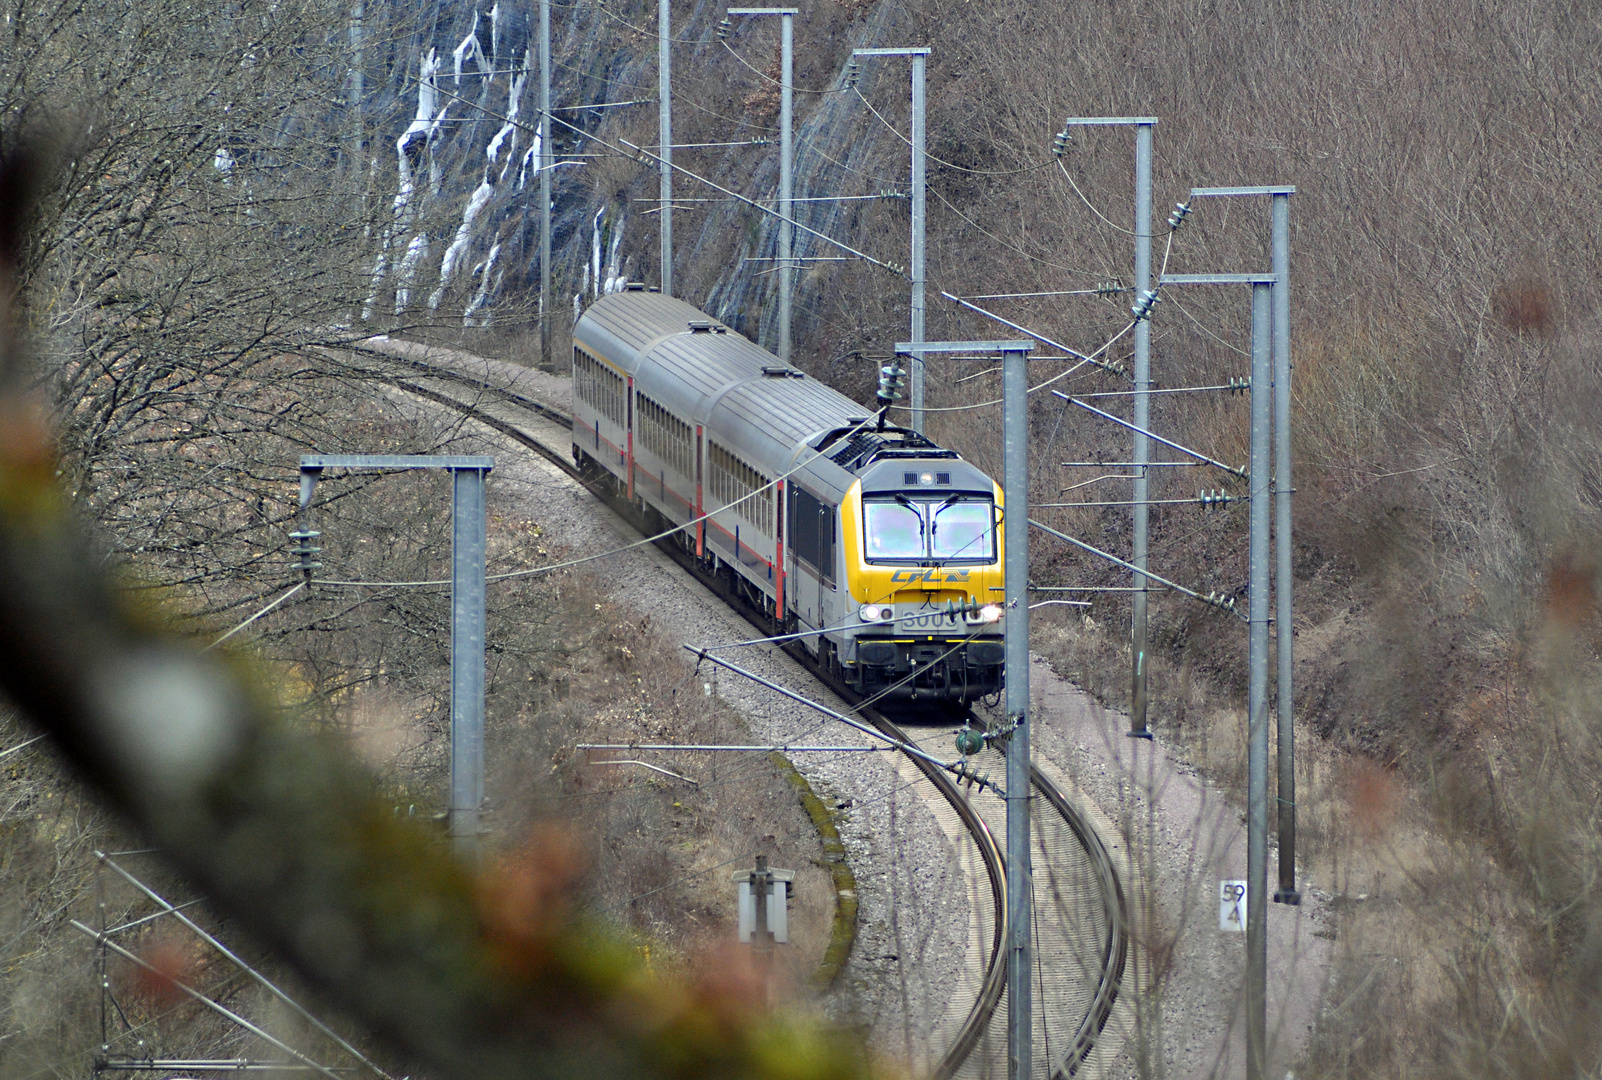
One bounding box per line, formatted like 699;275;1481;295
1271;192;1299;905
856;47;931;432
728;8;797;361
539;0;553;369
1246;283;1272;1080
909;55;926;432
1003;343;1032;1080
1129;121;1154;739
777;12;792;362
450;467;488;859
659;0;673;296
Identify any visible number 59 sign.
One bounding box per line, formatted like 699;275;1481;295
1219;880;1247;932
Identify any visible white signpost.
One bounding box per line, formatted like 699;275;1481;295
1220;880;1248;931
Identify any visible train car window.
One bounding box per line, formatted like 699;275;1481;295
573;350;625;428
708;441;773;535
636;395;694;477
863;500;925;561
931;500;995;560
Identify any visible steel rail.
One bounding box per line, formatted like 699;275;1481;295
365;346;1126;1079
1028;760;1128;1077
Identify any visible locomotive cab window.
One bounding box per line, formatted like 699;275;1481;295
862;494;994;564
863;499;925;561
931;498;995;560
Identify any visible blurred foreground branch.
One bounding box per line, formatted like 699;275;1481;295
0;144;869;1080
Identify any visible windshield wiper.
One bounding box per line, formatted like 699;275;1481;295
893;494;926;536
928;495;960;540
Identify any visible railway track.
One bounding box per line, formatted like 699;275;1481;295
369;344;1127;1078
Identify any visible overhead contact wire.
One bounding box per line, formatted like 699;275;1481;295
850;87;1054;177
316;410;884;587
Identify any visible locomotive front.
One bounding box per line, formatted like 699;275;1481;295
835;455;1006;706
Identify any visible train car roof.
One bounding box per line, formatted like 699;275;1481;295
575;292;960;482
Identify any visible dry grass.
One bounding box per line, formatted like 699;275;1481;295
0;398;839;1073
1035;561;1602;1079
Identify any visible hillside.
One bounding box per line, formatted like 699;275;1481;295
1;0;1600;1076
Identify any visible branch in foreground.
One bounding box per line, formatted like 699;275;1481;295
0;145;873;1080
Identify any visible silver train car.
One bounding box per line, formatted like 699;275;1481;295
571;289;1006;705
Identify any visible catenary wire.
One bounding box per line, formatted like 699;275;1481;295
573;621;993;810
887;320;1136;414
385;60;1198;629
1166;291;1252;357
850;87;1056;177
428;77;904;274
794;133;918;191
928;184;1105;278
1055;158;1140;236
588;0;713;44
718;37;849;95
314;410;884;587
544;54;778;133
423;63;1117;310
203;581;306;651
922;229;1176;411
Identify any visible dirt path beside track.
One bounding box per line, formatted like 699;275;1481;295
1030;660;1332;1079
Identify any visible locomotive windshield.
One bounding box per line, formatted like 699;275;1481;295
863;495;995;564
863;498;925;559
931;500;995;560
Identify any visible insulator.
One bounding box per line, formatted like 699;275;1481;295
1095;278;1126;296
842;58;859;89
1228;376;1250;395
1203;589;1236;612
1166;200;1192;230
887;261;907;276
1130;287;1160;321
954;726;985;758
1051;129;1072;157
877;361;906;403
1198;489;1232;507
716;16;732;40
288;529;322;573
750;136;771;146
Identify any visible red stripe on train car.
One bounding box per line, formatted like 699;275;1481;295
694;425;705;558
776;479;785;616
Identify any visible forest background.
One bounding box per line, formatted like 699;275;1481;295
2;0;1601;1076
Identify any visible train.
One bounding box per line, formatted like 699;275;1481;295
571;287;1006;706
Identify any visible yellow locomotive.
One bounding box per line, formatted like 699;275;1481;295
572;289;1004;705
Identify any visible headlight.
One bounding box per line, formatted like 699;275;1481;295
860;603;886;622
978;603;1004;624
